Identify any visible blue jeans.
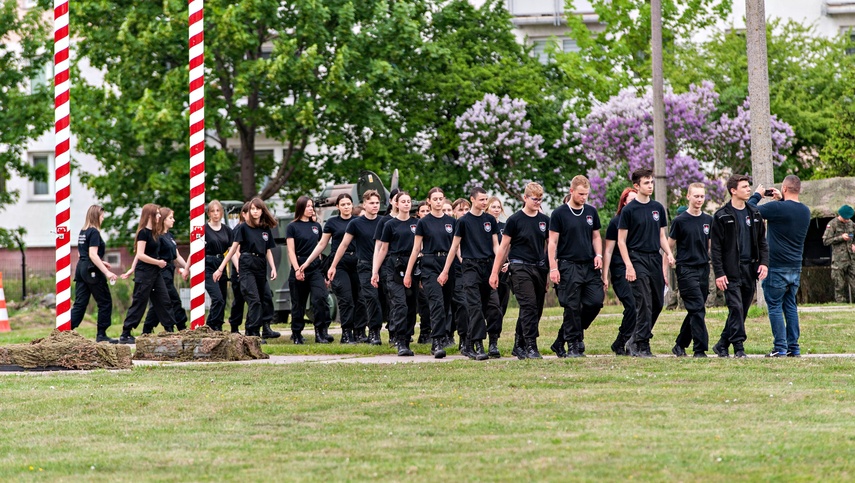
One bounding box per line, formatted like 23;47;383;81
762;268;801;354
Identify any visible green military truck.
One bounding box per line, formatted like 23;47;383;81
222;170;392;325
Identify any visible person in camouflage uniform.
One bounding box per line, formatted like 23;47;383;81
823;205;855;303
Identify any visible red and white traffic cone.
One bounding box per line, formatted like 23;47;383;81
0;272;10;333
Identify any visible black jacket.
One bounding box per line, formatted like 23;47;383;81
710;201;769;280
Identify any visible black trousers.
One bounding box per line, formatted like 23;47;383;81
628;252;665;344
451;261;468;340
461;259;503;341
70;261;112;331
719;263;755;351
123;263;176;332
228;266;245;328
384;256;418;338
356;260;383;331
331;254;361;331
497;270;511;316
239;254;274;331
610;266;637;343
143;268;188;332
675;264;710;352
555;260;604;344
421;255;453;339
289;258;330;334
204;255;229;328
417;284;431;336
509;264;548;342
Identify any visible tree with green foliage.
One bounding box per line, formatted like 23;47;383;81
669;19;855;180
69;0;428;242
819;72;855;178
0;0;51;210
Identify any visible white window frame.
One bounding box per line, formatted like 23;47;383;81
29;152;54;201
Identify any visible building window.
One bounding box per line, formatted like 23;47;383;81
532;37;581;63
843;27;855;55
104;252;121;266
30;153;53;199
29;62;52;94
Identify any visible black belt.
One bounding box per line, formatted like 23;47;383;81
343;251;356;256
558;259;591;265
423;251;448;257
242;252;263;258
464;258;493;264
509;259;539;266
206;254;224;259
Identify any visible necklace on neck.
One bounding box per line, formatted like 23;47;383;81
569;205;584;217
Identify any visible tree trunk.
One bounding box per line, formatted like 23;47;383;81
238;127;256;201
651;0;667;208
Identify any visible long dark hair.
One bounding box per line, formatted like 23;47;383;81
137;203;162;238
294;195;313;222
247;198;277;228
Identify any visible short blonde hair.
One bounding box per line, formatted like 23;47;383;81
570;175;590;191
687;182;705;193
524;182;544;198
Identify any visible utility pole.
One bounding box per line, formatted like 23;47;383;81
651;0;667;206
745;0;773;307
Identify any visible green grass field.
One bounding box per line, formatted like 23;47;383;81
1;304;854;481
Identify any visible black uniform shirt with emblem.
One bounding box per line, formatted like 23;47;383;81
77;227;105;260
381;217;418;256
454;211;498;260
415;214;455;254
205;224;233;256
495;221;506;245
286;219;322;258
618;199;667;253
323;215;353;256
605;216;625;269
157;231;179;268
345;216;380;262
550;203;601;262
136;228;160;262
234;223;276;256
504;210;550;263
374;214;392;241
669;211;713;266
732;206;753;261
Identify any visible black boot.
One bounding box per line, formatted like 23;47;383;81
340;329;352;344
230;324;241;334
487;334;501;359
566;342;583;358
550;338;567;358
321;325;334;343
511;335;527;360
431;338;446;359
611;336;627;356
96;331;118;344
315;328;331;344
525;339;543;359
417;331;430;345
472;340;490;361
245;327;261;337
368;328;382;345
396;337;414;357
176;322;187;331
353;328;369;343
625;336;641;357
460;340;476;359
118;331;135;344
577;340;586;356
443;335;456;349
262;323;281;339
290;331;304;345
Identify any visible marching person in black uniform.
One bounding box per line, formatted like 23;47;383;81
119;204;177;344
226;202;250;333
405;187;456;359
373;191;419;356
328;190;384;345
439;187;502;360
414;201;432;344
669;183;713;357
617;168;676;357
300;193;364;344
288;196;333;344
70;205;119;343
142;207;189;333
603;188;638;355
488;196;512;320
710;174;768;358
548;175;605;358
204;200;233;331
216;198;278;338
448;198;471;351
490;182;550;359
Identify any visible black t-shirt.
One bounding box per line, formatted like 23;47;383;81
618;199;667;253
495;221;506;245
234;223;276;256
205;223;233;256
286;219;322;258
374;214;392;241
77;227;105;260
381;217;418;256
669;211;712;266
605;216;624;269
416;214;455;254
504;210;550;263
550;203;601;262
733;206;753;261
323;215;352;256
136;228;160;262
345;216;380;261
454;212;498;260
158;231;179;265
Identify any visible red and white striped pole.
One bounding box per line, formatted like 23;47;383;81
188;0;206;329
54;0;71;331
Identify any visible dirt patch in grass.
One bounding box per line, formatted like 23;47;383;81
7;307;55;330
133;326;269;362
0;330;132;370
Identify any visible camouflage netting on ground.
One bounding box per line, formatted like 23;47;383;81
0;330;132;370
133;326;269;362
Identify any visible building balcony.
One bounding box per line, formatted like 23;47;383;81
506;0;598;26
823;0;855;16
